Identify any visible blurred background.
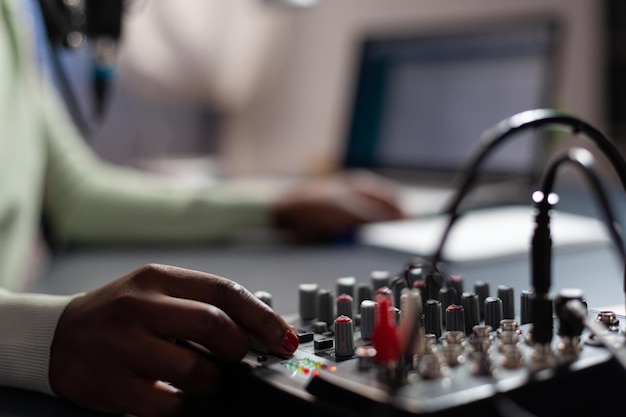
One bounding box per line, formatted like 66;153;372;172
49;0;620;185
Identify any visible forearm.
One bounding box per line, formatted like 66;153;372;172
40;89;274;245
46;167;274;245
0;288;79;395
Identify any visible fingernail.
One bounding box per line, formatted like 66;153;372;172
281;329;299;354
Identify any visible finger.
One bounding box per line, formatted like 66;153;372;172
123;331;221;397
142;264;298;357
142;294;250;361
118;377;189;417
350;194;407;222
345;171;408;219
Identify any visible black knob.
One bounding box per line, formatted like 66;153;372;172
447;275;464;302
555;288;586;337
473;281;490;320
484;297;503;331
497;285;515;320
439;287;456;325
424;299;443;339
392;278;407;309
461;292;480;335
520;289;533;325
317;289;335;325
446;304;465;334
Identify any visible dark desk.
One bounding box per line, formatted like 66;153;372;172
3;237;625;416
4;180;626;416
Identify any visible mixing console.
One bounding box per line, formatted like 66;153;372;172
220;257;626;417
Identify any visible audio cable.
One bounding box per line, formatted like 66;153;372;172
529;146;626;348
431;108;626;269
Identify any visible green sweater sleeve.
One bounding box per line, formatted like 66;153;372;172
40;87;276;246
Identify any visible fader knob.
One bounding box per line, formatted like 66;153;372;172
461;292;480;335
520;289;533;325
424;299;443;339
439;287;456;325
334;315;355;357
555;288;586;337
447;275;464;302
413;280;428;304
445;304;465;334
484;297;503;331
392;279;407;309
337;294;354;319
360;299;377;340
254;290;272;307
336;276;356;302
357;283;372;307
497;285;515;320
317;289;335;326
370;270;391;291
473;281;490;320
299;283;318;321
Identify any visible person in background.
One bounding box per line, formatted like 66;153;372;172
0;0;406;416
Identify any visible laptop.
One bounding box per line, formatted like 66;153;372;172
341;17;561;217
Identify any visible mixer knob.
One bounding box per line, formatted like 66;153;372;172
337;276;356;302
555;288;586;337
357;283;373;307
447;275;464;302
424;299;443;339
497;285;515;320
461;292;480;336
413;280;428;305
406;267;424;288
299;283;319;321
317;289;335;326
370;270;391;291
473;281;490;320
439;287;456;325
392;278;407;309
254;290;272;307
445;304;465;334
520;289;533;325
484;297;503;331
360;299;377;340
334;315;355;358
337;294;354;319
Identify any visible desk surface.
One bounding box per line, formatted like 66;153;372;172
4;238;624;416
5;179;626;416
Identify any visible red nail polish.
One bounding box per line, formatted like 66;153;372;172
282;330;299;353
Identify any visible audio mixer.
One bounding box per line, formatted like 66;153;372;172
219;257;626;417
214;110;626;417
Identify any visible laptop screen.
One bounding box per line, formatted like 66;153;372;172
343;18;560;182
